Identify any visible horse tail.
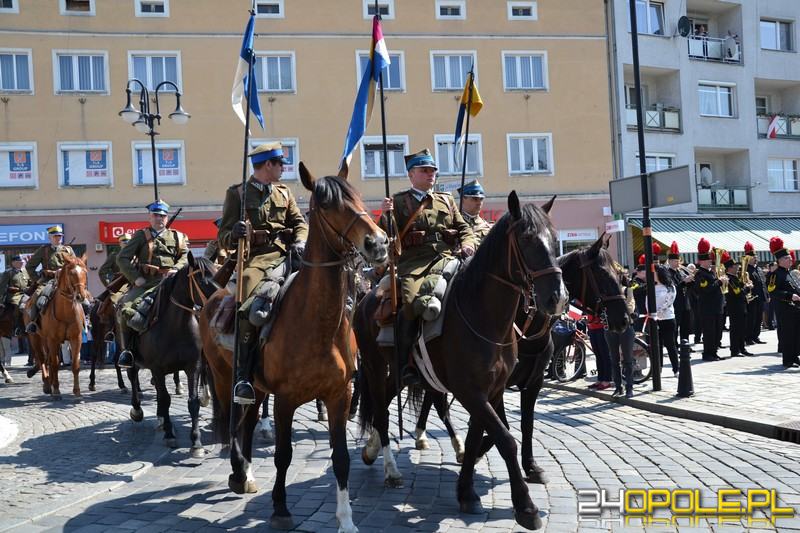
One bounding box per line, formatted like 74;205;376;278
356;360;374;437
406;383;425;415
198;353;211;408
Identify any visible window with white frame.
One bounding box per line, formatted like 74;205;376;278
633;0;664;35
636;153;674;173
135;0;168;17
435;134;482;176
436;0;465;20
0;50;32;93
755;96;769;115
699;83;735;117
60;0;95;15
364;0;393;19
53;51;108;93
255;0;283;18
58;142;112;187
254;53;295;92
0;0;19;14
0;142;37;188
248;138;298;180
503;52;547;91
760;19;793;52
129;52;180;91
357;51;404;91
431;52;476;91
768;158;799;192
507;134;552;175
132;141;185;186
361;136;408;179
507;1;537;20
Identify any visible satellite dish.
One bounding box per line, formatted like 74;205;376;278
677;16;692;37
700;167;714;187
724;36;739;59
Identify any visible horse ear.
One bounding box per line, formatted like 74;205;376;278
187;250;196;268
508;191;522;220
602;232;611;249
80;253;88;264
337;159;349;180
588;234;604;257
541;195;557;214
299;161;315;192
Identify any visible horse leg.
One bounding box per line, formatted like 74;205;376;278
70;335;81;397
153;372;177;447
379;383;402;488
128;367;144;422
187;364;204;458
456;415;486;514
173;371;183;396
46;339;61;400
433;393;465;463
348;369;360;420
327;394;357;533
255;394;275;444
521;378;548;484
88;346;97;392
414;390;434;450
316;398;327;422
228;401;261;495
270;395;297;530
114;348;128;393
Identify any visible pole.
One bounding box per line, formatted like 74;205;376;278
458;69;475;212
628;0;661;391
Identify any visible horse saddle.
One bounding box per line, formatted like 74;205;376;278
258;270;298;347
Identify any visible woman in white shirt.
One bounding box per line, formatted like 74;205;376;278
648;265;679;376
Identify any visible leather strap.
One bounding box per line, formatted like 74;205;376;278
398;194;429;244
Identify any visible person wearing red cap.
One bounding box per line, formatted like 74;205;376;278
694;238;726;361
743;241;767;346
667;241;694;345
766;237;800;368
723;252;751;357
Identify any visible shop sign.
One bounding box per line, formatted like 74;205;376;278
98;219;218;244
0;223;63;246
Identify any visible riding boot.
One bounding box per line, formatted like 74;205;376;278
233;319;256;405
25;304;39;334
117;324;135;369
396;313;421;386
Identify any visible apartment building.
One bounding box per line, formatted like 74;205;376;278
608;0;800;264
0;0;614;293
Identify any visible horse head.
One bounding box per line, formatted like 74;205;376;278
59;255;91;305
299;161;388;266
166;252;220;316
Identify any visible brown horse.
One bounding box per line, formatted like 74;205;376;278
24;255;92;400
200;162;388;532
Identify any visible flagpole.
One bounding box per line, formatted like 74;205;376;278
458;69;475;212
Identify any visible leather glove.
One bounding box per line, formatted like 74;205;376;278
134;277;146;287
461;246;475;258
291;241;306;258
231;221;248;240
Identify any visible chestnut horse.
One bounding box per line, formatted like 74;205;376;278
24;255;91;400
200;162;388;532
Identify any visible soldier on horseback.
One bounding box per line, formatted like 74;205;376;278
457;179;492;242
379;148;477;385
25;225;77;333
203;218;229;265
217;142;308;405
0;255;30;335
117;200;189;368
99;233;131;287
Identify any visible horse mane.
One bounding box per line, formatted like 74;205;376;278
158;254;216;314
312;175;362;211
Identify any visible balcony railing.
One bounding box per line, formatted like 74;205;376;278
697;186;750;211
625;104;681;132
757;114;800;139
688;35;742;64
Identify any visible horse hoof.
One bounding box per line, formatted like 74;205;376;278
120;387;128;394
52;393;62;401
361;446;376;466
317;412;327;422
459;500;484;515
165;437;178;448
415;438;430;450
456;451;465;464
245;480;258;494
88;384;96;392
43;384;51;395
130;408;144;422
73;391;82;398
514;508;543;531
228;475;256;494
270;514;295;530
174;386;184;396
190;447;205;459
384;476;403;488
4;377;13;384
524;465;548;485
26;368;37;379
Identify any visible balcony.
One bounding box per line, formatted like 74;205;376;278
688;35;741;64
697;186;750;211
625;104;681;132
757;114;800;140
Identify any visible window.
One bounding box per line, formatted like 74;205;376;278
0;142;37;188
255;0;283;18
254;53;295;92
135;0;168;17
0;50;32;93
698;83;734;117
755;96;769;115
436;0;465;20
57;142;112;187
60;0;95;16
0;0;19;14
636;153;674;173
53;51;108;94
768;159;799;192
132;141;185;186
634;0;664;35
503;52;547;90
430;52;476;91
357;51;404;91
248;138;298;180
129;52;181;91
434;134;482;176
507;133;553;175
625;84;649;108
507;1;537;20
761;20;793;52
360;136;408;179
364;0;394;19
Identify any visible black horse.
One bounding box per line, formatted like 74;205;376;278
125;253;219;457
355;192;565;530
87;298;127;393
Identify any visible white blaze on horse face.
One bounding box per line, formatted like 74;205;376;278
335;486;357;533
539;230;553;255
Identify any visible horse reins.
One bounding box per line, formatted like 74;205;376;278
169;265;211;316
301;195;370;269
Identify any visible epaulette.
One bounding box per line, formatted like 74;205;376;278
273;183;290;201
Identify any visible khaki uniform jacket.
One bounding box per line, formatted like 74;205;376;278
463;213;492;242
218;178;308;272
98;250;120;287
0;267;30;306
26;244;75;282
116;227;189;284
381;189;477;277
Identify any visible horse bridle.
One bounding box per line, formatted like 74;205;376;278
169;264;214;316
576;250;625;316
57;265;89;303
302;195;372;269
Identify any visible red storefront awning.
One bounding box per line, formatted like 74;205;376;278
98;220;218;244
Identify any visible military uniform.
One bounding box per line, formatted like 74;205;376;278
457;179;491;243
694;265;724;361
203;218;228;265
0;264;29;308
25;226;76;331
724;257;748;357
766;237;800;367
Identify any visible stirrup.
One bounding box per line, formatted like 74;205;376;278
25;323;38;334
118;350;135;369
233;381;256;405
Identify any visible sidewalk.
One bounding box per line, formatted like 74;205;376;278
545;327;800;444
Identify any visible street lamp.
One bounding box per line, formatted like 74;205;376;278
118;79;190;202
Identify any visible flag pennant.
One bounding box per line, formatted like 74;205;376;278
452;69;483;167
767;115;780;139
341;16;391;167
232;13;264;130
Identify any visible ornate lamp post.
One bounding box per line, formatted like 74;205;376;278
118;79;190;202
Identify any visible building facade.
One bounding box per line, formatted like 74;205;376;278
609;0;800;265
1;0;615;293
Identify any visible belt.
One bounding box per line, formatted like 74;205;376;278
250;230;274;246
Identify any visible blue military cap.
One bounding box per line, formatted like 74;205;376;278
146;200;170;215
457;179;485;198
47;225;64;235
11;254;23;262
213;217;223;228
249;142;290;165
404;148;437;171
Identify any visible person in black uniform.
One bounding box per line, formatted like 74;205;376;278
723;251;751;357
695;238;726;361
743;241;767;346
667;241;693;345
766;237;800;368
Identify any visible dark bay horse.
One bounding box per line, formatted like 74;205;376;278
87;297;127;393
354;192;565;530
200;162;388;532
126;252;219;456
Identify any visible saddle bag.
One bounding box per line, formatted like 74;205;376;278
212;294;237;334
372;275;397;326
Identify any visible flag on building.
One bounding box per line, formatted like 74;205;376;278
231;13;264;130
341;15;391;167
452;69;483;165
767;115;781;139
